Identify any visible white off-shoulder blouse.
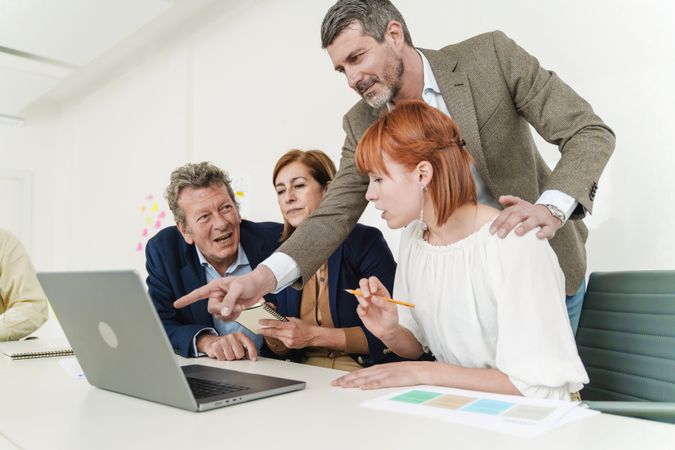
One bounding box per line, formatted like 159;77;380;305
395;219;589;400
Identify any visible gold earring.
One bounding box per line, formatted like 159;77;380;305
419;185;427;229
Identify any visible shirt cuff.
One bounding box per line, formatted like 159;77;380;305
260;252;301;293
536;190;578;223
343;327;369;355
192;327;217;357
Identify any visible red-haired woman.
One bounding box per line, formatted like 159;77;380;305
332;100;588;400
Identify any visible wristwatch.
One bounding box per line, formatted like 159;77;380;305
543;204;565;225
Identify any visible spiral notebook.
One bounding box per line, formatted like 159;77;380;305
236;302;288;334
1;339;74;360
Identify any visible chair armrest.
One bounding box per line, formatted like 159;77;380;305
583;401;675;417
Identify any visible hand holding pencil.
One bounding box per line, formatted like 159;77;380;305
348;276;403;340
344;290;415;308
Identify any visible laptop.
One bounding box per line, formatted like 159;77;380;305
38;270;305;412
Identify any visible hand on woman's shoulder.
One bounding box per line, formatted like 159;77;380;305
476;204;501;231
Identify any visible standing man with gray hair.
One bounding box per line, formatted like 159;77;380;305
146;162;282;360
176;0;614;335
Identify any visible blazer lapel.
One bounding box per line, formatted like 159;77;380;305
286;288;302;318
327;247;342;328
240;222;265;269
419;48;496;196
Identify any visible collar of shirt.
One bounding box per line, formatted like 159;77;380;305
194;243;251;282
387;50;449;116
419;49;441;97
418;49;451;116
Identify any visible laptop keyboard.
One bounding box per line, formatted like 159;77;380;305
186;377;248;399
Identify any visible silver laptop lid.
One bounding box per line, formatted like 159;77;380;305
38;270;198;411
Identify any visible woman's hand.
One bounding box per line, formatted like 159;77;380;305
354;276;399;340
332;362;430;389
258;317;319;349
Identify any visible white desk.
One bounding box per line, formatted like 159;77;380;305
1;343;675;450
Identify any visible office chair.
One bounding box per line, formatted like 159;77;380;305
576;271;675;423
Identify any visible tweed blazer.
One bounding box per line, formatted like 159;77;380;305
278;30;615;294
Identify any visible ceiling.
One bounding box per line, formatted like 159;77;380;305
0;0;243;124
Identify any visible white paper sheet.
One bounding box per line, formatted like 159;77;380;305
58;357;86;380
361;385;598;438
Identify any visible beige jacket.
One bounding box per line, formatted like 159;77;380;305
0;229;48;340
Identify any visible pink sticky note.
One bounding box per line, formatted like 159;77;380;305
142;228;148;237
154;220;162;229
158;211;166;219
145;194;153;200
136;242;143;252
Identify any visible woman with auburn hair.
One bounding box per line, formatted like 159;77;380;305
332;100;588;399
259;149;402;371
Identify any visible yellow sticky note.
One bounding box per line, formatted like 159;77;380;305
151;202;158;212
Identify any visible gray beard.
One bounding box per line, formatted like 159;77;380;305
363;57;404;109
364;85;395;109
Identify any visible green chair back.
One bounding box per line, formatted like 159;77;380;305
576;271;675;422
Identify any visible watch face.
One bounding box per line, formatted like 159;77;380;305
545;205;564;223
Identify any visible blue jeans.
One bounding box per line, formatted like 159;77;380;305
566;279;586;336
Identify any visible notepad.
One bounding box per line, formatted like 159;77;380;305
236;302;288;334
1;340;74;360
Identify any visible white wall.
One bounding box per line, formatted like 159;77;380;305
1;0;674;279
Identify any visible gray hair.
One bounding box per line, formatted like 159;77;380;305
321;0;413;49
165;161;238;228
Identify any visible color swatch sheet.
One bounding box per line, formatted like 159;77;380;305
361;386;597;437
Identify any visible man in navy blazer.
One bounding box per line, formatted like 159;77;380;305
146;162;281;360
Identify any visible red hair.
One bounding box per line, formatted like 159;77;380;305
356;99;476;226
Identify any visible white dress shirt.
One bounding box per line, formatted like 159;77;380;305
192;243;263;354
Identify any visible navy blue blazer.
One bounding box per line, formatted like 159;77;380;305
271;224;401;366
145;220;282;357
